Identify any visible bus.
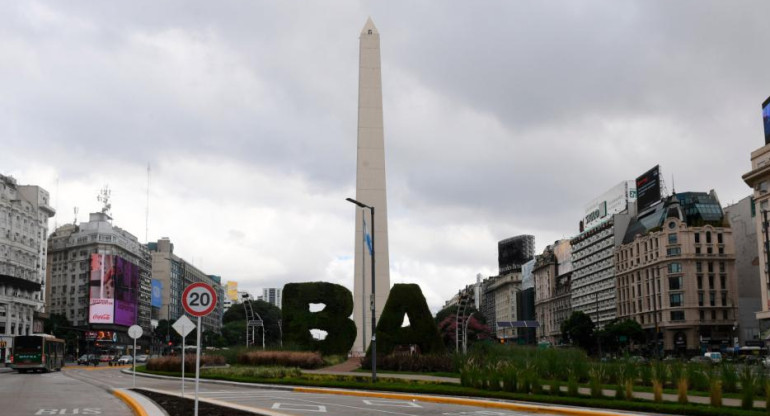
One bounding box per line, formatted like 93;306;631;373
9;334;65;373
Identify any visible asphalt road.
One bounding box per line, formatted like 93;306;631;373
0;365;133;416
61;366;653;416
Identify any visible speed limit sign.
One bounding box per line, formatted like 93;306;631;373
182;282;217;317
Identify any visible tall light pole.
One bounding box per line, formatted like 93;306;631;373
346;197;377;382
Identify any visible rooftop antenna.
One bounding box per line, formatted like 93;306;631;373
97;185;112;219
73;207;79;225
671;173;676;195
145;163;150;243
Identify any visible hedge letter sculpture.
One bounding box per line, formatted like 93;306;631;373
282;282;356;355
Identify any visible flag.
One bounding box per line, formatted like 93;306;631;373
363;217;373;255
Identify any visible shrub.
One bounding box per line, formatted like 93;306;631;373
146;354;225;373
282;282;356;355
237;350;323;369
624;379;634;401
363;353;455;373
589;366;604;399
567;373;579;397
740;365;756;410
202;366;301;379
677;376;688;404
722;364;738;393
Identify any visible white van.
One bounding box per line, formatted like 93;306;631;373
704;352;722;363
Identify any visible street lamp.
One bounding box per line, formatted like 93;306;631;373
346;197;377;382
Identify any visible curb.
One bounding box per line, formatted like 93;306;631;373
112;389;166;416
122;368;294;391
292;387;636;416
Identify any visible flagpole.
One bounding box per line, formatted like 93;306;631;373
361;209;367;356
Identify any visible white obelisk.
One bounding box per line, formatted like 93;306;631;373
352;17;391;356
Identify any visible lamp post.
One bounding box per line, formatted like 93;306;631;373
346;197;377;382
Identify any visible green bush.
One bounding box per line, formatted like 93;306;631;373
236;350;323;369
146;354;225;373
361;353;455;373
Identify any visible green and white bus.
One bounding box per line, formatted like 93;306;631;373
10;334;65;373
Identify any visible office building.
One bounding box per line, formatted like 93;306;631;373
262;288;282;309
534;239;572;344
148;237;223;333
47;211;151;347
616;191;738;355
0;175;55;362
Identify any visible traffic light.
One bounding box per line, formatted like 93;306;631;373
168;341;173;346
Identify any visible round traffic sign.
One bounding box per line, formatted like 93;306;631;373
128;325;143;339
182;283;217;317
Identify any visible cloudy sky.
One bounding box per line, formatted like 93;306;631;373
2;1;769;312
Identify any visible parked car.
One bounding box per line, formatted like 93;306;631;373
135;354;149;364
704;352;723;363
78;354;99;366
116;355;133;365
690;355;712;364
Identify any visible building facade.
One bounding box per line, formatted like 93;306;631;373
262;288;282;309
723;196;761;343
534;241;573;345
0;175;55;361
148;238;223;333
742;109;770;332
616;192;738;355
47;212;151;351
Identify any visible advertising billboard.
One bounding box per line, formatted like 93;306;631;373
583;181;636;230
762;97;770;144
635;165;662;212
113;257;138;326
151;279;163;308
89;254;115;324
89;254;139;326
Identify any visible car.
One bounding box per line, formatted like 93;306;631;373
99;354;113;363
78;354;99;366
704;352;723;363
690;355;712;364
135;354;149;364
116;355;133;365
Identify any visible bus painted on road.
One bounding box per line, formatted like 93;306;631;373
10;334;65;373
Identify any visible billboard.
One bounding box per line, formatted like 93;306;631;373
89;254;139;326
583;181;636;229
151;279;163;308
635;165;662;212
762;97;770;144
114;257;138;326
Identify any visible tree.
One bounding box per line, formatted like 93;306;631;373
435;306;492;351
43;313;78;353
561;311;595;352
598;319;644;353
222;300;283;347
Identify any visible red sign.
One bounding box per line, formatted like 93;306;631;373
182;283;217;317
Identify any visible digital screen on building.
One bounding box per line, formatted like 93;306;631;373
763;96;770;145
89;254;139;326
635;165;661;212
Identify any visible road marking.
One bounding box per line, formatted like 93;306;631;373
35;409;102;415
272;403;327;412
363;399;422;408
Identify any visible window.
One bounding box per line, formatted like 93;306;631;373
671;311;685;321
668;222;676;229
708;262;714;273
719;262;725;273
711;310;717;320
706;232;712;244
695;246;701;255
721;292;727;306
710;292;716;306
669;277;683;290
700;310;705;321
670;293;683;307
667;247;681;257
696;262;703;273
698;292;704;306
668;233;678;244
709;275;714;288
695;233;700;243
718;233;723;244
668;263;682;273
723;310;728;320
720;275;726;289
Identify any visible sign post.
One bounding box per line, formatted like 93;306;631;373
172;315;195;395
127;325;143;388
182;283;217;416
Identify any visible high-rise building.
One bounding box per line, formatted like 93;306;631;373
225;281;238;302
0;174;55;362
262;287;282;309
741;96;770;335
498;235;535;274
148;238;223;333
47;212;151;346
352;17;391;356
723;196;761;343
616;191;737;355
570;181;637;327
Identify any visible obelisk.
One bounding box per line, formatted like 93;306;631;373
352;17;391;356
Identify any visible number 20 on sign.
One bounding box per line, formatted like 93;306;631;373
182;282;217;317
